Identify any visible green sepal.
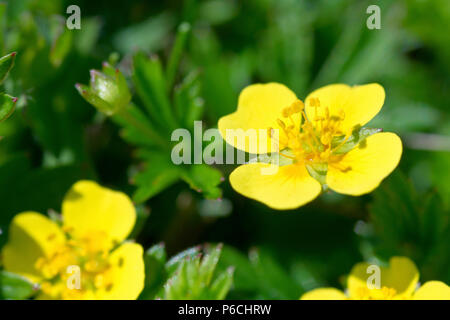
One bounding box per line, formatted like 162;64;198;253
332;126;382;154
0;93;18;122
0;52;16;85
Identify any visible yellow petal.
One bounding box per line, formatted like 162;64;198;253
348;257;419;299
2;212;65;281
305;83;385;134
414;281;450;300
229;163;321;210
96;242;145;300
62;180;136;243
218;83;300;154
327;132;402;195
300;288;347;300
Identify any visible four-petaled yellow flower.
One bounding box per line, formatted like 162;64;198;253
2;181;145;300
218;83;403;209
301;256;450;300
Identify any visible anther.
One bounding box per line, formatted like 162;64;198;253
282;107;292;118
309;97;320;107
276;119;286;129
291;100;304;113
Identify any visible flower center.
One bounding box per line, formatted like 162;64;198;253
35;230;116;299
270;97;350;167
355;286;398;300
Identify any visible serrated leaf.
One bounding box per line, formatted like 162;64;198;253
132;151;181;203
174;71;204;130
133;52;177;131
180;164;223;199
0;271;35;299
166;22;191;90
113;103;166;149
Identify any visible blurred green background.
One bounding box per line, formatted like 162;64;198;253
0;0;449;299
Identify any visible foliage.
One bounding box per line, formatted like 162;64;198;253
0;0;449;299
140;244;233;300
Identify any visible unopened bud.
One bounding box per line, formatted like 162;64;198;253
76;62;131;116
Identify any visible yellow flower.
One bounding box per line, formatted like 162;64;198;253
300;257;450;300
218;83;402;209
2;181;145;300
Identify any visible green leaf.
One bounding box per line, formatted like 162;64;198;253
114;103;166;149
132;151;181;203
162;244;233;300
0;52;16;85
0;271;35;300
112;13;174;54
198;244;222;285
128;205;150;239
181;164;223;199
165;246;201;275
166;22;191;91
368;171;450;281
249;248;303;299
139;243;168;300
209;267;234;300
0;93;17;122
218;245;260;293
50;26;73;67
0;163;87;247
174;71;204;130
133;52;177;131
218;245;304;299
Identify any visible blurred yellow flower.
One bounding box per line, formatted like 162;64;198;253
2;180;144;300
218;83;402;209
301;256;450;300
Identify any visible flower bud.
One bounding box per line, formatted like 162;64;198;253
76;63;131;116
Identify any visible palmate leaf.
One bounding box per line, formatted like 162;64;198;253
112;25;223;204
78;21;224;205
132;149;223;203
115;39;223;203
132;52;177;131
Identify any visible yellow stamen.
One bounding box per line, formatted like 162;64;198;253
269;97;349;167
